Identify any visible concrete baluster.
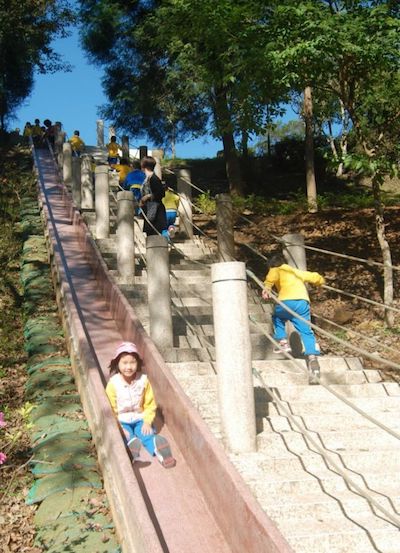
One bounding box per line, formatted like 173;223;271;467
151;149;164;180
282;233;307;270
146;235;173;348
139;145;148;160
81;155;94;209
117;191;135;283
211;261;257;453
121;136;129;160
109;126;116;141
97;120;105;148
216;193;235;261
71;156;82;208
54;124;64;167
177;167;193;239
95;165;110;239
282;233;308;356
63;143;72;188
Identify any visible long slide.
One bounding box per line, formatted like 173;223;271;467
32;147;292;553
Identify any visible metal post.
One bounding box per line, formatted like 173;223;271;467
211;261;256;453
282;233;307;270
81;155;94;209
117;191;135;283
146;235;173;348
71;156;82;208
121;136;129;160
62;143;72;188
95;165;110;239
177;167;193;239
216;193;235;261
139;146;148;160
97;119;104;147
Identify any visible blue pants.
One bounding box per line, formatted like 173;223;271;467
166;209;177;226
120;420;155;455
273;300;319;355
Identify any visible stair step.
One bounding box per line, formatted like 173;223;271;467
265;395;400;417
266;412;400;434
285;522;399;553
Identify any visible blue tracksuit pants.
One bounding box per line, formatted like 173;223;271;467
120;420;156;455
273;299;319;355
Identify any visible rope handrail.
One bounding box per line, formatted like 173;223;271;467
252;366;400;528
249;315;400;441
173;193;400;355
312;313;400;357
130;218;214;347
322;283;400;314
246;269;400;372
162;168;400;273
181;195;400;332
140;205;211;271
233;212;400;273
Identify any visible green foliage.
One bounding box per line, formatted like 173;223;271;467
194;186;400;218
195;192;216;215
0;0;74;127
268;1;400;181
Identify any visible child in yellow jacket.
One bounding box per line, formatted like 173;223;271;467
262;254;325;382
106;342;176;467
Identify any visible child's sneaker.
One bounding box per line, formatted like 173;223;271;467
307;355;320;385
127;437;141;462
273;339;291;354
154;435;176;468
168;225;176;238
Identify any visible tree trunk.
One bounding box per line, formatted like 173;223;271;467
304;86;318;213
372;176;394;327
327;120;339;160
171;126;176;159
214;87;245;195
222;132;245;195
337;99;349;177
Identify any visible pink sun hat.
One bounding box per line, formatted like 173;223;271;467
111;342;140;363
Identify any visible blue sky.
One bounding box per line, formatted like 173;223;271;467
15;27;295;159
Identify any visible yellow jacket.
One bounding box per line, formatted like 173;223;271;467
107;142;120;157
69;135;85;152
105;372;156;425
114;163;131;183
162;189;180;211
31;124;43;137
264;264;325;302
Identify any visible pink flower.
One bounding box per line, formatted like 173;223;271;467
0;452;7;465
0;412;6;428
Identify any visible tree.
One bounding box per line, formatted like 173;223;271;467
80;0;288;194
0;0;73;129
268;0;400;324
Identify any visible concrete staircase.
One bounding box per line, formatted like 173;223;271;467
82;192;400;553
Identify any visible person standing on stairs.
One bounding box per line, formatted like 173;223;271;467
261;253;325;384
140;156;168;237
162;181;180;239
106;342;176;468
107;135;121;166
